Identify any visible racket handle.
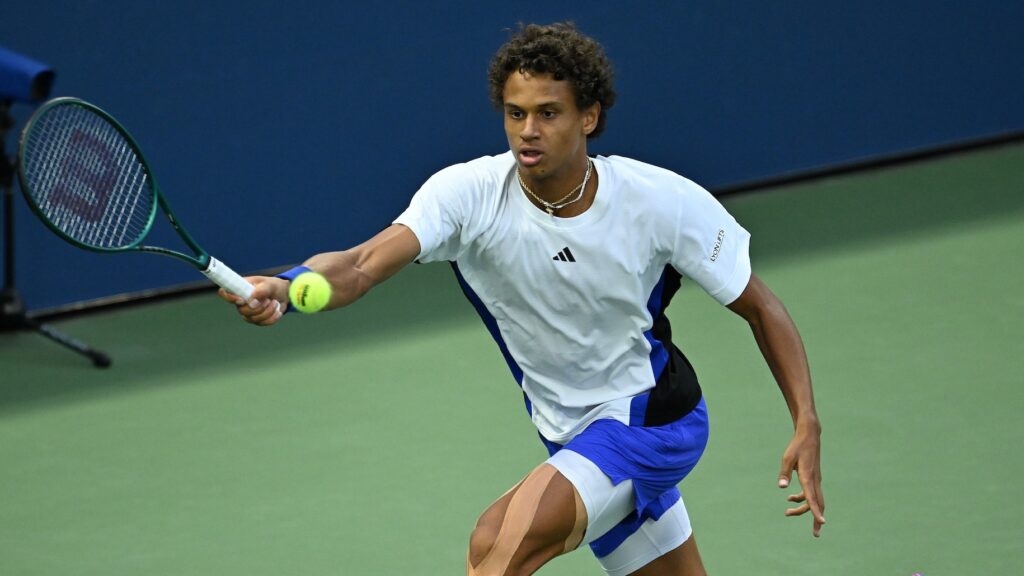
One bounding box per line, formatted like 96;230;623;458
202;256;254;300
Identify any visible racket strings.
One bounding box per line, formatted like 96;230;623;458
21;104;155;249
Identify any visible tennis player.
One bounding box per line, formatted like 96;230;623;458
223;22;824;576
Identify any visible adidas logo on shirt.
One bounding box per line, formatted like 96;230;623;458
552;246;576;262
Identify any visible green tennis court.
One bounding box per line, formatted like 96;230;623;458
2;143;1022;574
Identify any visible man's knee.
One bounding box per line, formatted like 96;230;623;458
468;514;501;569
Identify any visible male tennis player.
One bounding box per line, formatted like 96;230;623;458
223;22;824;576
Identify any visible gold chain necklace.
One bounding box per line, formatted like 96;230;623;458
517;158;592;215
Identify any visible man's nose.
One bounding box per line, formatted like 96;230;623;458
520;114;539;140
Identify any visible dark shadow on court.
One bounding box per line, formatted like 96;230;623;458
0;261;479;415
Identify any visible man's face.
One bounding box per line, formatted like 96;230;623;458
502;71;599;183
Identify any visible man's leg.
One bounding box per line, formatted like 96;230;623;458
594;498;706;576
467;463;587;576
626;534;706;576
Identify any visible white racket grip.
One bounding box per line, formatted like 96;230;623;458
202;256;254;300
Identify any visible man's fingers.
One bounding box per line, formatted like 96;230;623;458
797;468;827;527
256;301;284;325
218;287;246;306
778;456;795;488
784;502;809;517
784;475;826;536
220;278;275;307
248;300;280;324
236;298;283;326
784;497;826;538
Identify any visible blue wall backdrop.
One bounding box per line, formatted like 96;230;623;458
3;1;1023;312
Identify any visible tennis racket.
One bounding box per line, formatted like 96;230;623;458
16;97;253;300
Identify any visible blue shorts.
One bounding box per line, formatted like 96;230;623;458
542;397;709;558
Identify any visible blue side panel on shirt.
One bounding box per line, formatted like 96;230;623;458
628;392;649;427
449;262;525;387
643;266;675;389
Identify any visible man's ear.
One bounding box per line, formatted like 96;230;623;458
582;102;601;136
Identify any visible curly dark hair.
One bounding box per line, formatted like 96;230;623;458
488;22;616;139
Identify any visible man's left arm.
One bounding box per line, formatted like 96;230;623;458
726;272;826;537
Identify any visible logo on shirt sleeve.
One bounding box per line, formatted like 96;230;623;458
710;229;725;262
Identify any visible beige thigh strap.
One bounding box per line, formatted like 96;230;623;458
468;465;589;575
563;486;587;553
474;465;556;575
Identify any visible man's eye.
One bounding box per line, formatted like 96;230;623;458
508;110;524;119
542;110;557;119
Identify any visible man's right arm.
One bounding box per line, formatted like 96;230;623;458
220;223;421;326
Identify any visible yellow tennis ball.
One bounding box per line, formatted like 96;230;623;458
288;272;331;314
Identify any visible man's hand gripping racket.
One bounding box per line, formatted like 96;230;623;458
218;276;287;326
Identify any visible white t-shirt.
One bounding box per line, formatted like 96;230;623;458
394;152;751;443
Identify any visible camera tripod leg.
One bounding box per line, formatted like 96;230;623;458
25;315;112;368
2;290;112;368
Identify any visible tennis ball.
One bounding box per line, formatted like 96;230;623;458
288;271;332;314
